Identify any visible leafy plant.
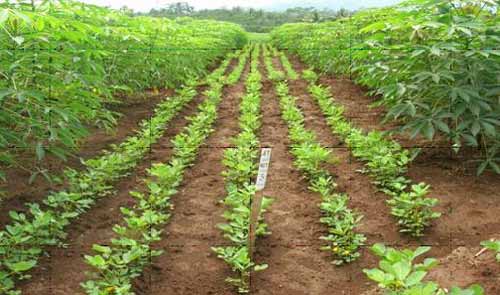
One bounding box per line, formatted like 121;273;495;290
214;44;271;293
480;239;500;262
0;49;238;294
364;243;484;295
83;48;239;294
387;183;441;237
0;1;247;186
272;72;365;265
305;77;440;237
272;0;500;175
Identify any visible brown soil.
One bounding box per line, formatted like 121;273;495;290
18;87;207;294
134;58;250;295
286;55;500;294
0;91;168;226
7;51;500;295
0;53;233;214
251;54;356;295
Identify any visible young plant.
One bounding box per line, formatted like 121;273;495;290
364;243;484;295
279;51;299;80
272;77;365;265
305;79;440;237
214;45;271;293
0;50;237;293
387;183;441;237
480;240;500;262
82;49;237;294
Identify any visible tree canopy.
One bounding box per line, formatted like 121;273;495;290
139;2;353;32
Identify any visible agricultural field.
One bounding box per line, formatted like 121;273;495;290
0;0;499;294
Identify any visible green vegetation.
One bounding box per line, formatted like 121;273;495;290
0;1;246;186
364;243;484;295
248;32;270;43
302;68;440;237
82;51;237;295
0;80;198;293
212;45;271;293
271;0;500;175
143;3;353;33
267;49;365;265
481;240;500;262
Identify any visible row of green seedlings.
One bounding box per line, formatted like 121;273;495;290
275;52;489;294
0;53;236;294
268;44;298;82
81;48;245;294
265;50;366;265
226;47;251;85
300;68;441;237
279;51;298;80
212;44;272;293
268;45;280;58
364;243;484;295
262;45;285;82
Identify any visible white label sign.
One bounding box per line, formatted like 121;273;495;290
255;148;272;191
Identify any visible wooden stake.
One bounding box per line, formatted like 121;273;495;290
248;148;272;260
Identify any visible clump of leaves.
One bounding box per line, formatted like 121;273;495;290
364;243;484;295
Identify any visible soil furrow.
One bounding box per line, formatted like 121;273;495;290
251;50;353;295
134;59;251;295
18;87;209;295
280;55;431;294
287;54;500;293
0;93;167;226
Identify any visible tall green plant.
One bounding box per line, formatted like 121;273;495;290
0;0;247;184
271;0;500;175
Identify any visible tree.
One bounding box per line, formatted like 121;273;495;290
165;2;194;17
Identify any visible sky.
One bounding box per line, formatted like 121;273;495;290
80;0;402;12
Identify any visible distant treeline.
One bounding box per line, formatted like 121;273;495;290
134;2;353;32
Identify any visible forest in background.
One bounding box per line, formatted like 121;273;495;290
135;2;353;32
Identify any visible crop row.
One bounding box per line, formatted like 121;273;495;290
82;48;245;295
0;52;237;294
226;47;251;85
271;1;500;174
262;45;285;82
299;68;440;237
0;1;247;185
278;51;298;80
265;48;365;265
274;49;489;294
212;44;271;293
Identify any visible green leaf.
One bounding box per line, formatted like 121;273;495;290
393;261;411;280
422;122;435;139
85;255;106;268
434;120;450;134
413;246;431;258
363;268;386;283
0;9;8;25
254;264;268;271
12;36;24;46
405;270;426;286
6;260;37;273
371;243;386;257
92;244;112;254
35;143;45;162
471;121;481;136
